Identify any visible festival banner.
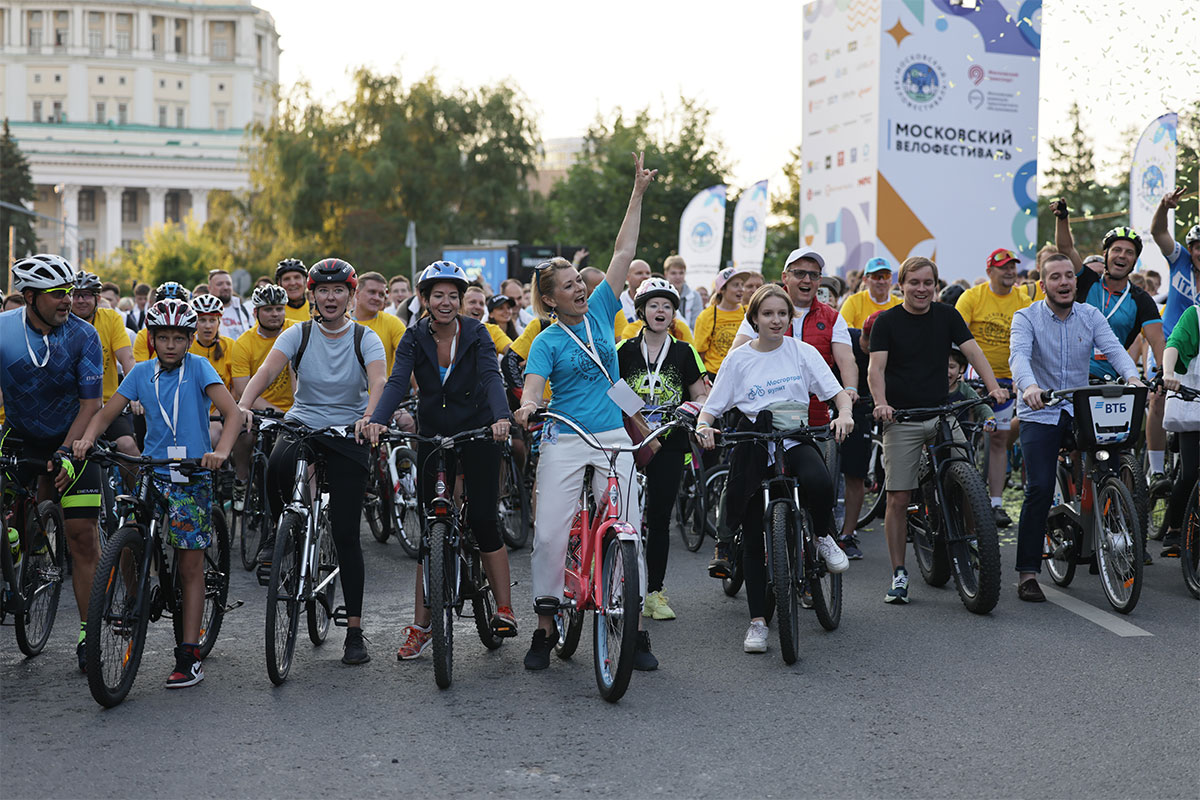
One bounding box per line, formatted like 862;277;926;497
732;180;769;273
1129;112;1177;276
678;185;727;289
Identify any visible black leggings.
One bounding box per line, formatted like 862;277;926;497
1167;431;1200;530
417;439;503;554
643;449;686;593
734;443;834;620
266;433;369;618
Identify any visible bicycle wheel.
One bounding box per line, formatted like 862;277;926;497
364;446;394;544
14;501;66;657
306;506;338;645
856;438;886;529
498;449;531;550
265;512;302;685
910;477;950;587
807;522;842;631
1094;475;1143;613
237;456;267;571
943;462;1000;614
391;447;421;558
1046;466;1078;587
469;549;503;650
678;462;706;552
427;521;456;689
702;465;729;541
1181;482;1200;600
173;508;230;659
593;535;639;702
86;525;150;708
1118;452;1150;556
723;535;744;597
768;502;800;665
555;527;586;658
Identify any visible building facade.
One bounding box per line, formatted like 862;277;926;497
0;0;279;262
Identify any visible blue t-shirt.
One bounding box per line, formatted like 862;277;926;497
1161;241;1198;339
525;281;623;435
0;308;103;441
117;353;222;460
1076;269;1162;379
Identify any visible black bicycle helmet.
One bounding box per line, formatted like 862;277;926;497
306;258;357;290
275;258;307;283
939;284;965;306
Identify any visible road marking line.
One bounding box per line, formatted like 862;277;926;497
1039;585;1153;637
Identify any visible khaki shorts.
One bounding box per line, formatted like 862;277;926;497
881;417;965;491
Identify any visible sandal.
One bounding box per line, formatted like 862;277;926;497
491;606;518;638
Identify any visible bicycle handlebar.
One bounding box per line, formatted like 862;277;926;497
718;425;832;444
1039;382;1147;405
248;411;353;440
533;409;682;455
892;396;991;422
88;447;208;475
382;426;494;448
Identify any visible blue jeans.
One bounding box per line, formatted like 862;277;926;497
1016;412;1073;574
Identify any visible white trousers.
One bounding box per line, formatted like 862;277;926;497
530;427;646;609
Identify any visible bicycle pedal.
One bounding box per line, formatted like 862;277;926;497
222;599;245;613
331;605;350;626
255;562;272;587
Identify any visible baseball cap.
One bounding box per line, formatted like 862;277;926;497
486;293;516;311
863;257;893;275
986;248;1020;269
784;247;825;271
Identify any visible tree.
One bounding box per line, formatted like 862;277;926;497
89;218;229;290
547;98;731;272
763;146;802;281
0;119;38;267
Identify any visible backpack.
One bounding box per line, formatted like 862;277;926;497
291;321;366;376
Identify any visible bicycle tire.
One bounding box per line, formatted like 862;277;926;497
910;477;950;587
306;506;338;645
856;437;885;529
427;521;456;689
722;535;744;597
14;501;65;657
1181;481;1200;599
364;446;393;544
469;549;503;650
769;501;799;665
265;512;302;685
237;456;267;571
86;525;150;708
807;521;841;631
1046;465;1078;587
1094;475;1143;613
702;465;729;540
554;605;585;658
499;449;531;550
594;535;639;702
172;508;230;659
677;462;706;552
0;473;13;626
1118;451;1151;555
943;462;1000;614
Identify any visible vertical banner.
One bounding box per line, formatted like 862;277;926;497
732;180;769;273
1129;112;1177;276
678;184;727;290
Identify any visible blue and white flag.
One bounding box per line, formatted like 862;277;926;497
678;185;727;290
1129;112;1177;276
732;180;769;274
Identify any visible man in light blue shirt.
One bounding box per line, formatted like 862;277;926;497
1008;253;1145;602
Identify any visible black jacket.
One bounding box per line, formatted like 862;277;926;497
369;315;509;435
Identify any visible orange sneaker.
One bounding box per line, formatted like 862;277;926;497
396;624;432;660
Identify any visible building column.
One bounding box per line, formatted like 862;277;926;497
106;10;116;51
136;8;151;54
103;186;124;255
146;186;167;231
190;188;209;226
59;184;80;261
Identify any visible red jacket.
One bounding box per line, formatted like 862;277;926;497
785;299;839;425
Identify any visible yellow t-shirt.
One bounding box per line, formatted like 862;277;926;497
232;322;296;411
484;323;513;355
509;318;552;401
614;310;630;342
839;289;902;329
84;307;133;404
693;304;746;374
620;317;695;344
190;335;236;390
954;283;1033;379
356;312;407;375
284;300;310;323
132;327;151;362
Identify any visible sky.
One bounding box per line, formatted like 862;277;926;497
267;0;1198;192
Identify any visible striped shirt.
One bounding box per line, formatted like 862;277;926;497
1009;301;1138;426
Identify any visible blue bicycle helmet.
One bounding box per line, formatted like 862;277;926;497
417;261;469;295
154;281;191;302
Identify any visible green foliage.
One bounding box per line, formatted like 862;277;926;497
547;98;731;272
0;119;38;269
1174;99;1199;238
87;218;228;290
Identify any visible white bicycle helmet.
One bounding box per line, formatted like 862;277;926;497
1187;225;1200;248
12;253;76;292
634;277;680;312
191;293;225;315
251;284;288;308
145;299;198;332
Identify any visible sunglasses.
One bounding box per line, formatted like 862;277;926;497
867;271;893;279
41;286;74;297
785;268;821;282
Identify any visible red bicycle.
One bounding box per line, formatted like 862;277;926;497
533;409;679;702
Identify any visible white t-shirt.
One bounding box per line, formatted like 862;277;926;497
220;297;252;340
620;290;637;323
736;305;851;346
702;336;843;422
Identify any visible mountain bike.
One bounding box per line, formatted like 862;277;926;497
232;408;281;570
84;450;232;707
1157;383;1200;597
1044;384;1148;613
0;450;65;658
364;436;421;558
856;416;886;529
897;396;1001;615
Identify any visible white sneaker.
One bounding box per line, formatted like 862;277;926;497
743;620;768;653
817;535;850;573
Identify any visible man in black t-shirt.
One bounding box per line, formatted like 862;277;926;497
867;257;1008;604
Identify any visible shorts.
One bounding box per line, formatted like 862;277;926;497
992;378;1014;431
881;417;965;492
102;410;136;443
840;406;874;479
1;429;101;520
151;472;214;550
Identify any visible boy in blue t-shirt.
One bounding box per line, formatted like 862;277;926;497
75;299;242;689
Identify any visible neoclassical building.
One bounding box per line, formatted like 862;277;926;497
0;0;280;262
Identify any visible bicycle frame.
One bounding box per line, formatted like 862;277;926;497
1049;438;1129;563
281;434;339;608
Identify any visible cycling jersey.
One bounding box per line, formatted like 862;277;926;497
840;289;902;329
1075;269;1162;378
619;317;696;344
1161;241;1198;338
84;306;132;403
954;283;1032;379
616;331;704;452
355;312;406;375
232;322;296;411
0;308;103;440
284;300;310;323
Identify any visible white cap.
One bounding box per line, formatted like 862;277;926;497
784;247;825;271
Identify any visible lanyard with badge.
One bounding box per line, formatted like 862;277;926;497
154;359;189;482
1094;281;1130;363
639;335;670;399
558;317;645;416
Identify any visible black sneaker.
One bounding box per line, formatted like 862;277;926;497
708;542;733;579
165;646;204;688
633;630;658;671
993;505;1013;528
1161;530;1181;558
77;640;87;674
342;626;371;665
523;628;558;670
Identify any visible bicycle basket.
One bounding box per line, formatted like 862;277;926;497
1070;386;1147;450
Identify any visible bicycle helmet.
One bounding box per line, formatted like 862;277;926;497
307;258;358;290
417;261;469;295
145;298;197;332
251;284;288;308
154;281;191;302
72;271;103;293
1186;225;1200;248
634;277;680;312
939;283;965;306
1102;227;1143;257
275;258;307;283
191;293;225;315
12;253;76;292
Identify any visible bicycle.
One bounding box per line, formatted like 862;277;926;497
1155;382;1200;597
257;415;345;685
387;426;505;689
84;449;232;707
497;437;531;550
536;409;676;702
1043;384;1148;613
231;408;281;571
896;396;1002;615
856;416;886;529
364;435;422;558
0;450;66;657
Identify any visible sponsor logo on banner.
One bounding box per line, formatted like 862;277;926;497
894;54;946;110
690;221;715;251
808;76;827;87
740;216;761;247
1139;165;1165;204
968;65;984;85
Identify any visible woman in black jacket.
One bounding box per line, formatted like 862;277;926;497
365;261;517;660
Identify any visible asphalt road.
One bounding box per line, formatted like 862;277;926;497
3;514;1198;799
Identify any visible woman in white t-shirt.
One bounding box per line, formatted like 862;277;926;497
695;285;854;655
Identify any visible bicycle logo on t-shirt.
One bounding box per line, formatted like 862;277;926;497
746;384;766;400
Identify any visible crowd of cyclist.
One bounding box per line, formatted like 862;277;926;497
1;154;1197;690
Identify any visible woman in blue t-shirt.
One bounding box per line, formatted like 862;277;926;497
513;153;657;671
76;299;243;689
